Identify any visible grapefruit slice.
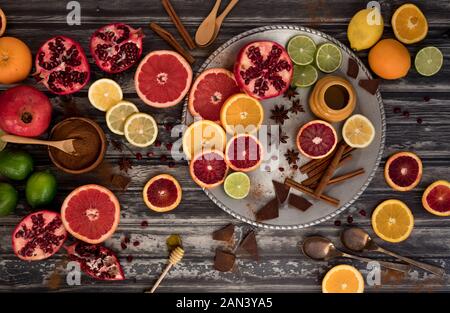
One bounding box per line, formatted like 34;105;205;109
61;184;120;244
296;120;337;159
135;50;193;108
143;174;182;212
422;180;450;216
225;134;263;172
188;68;240;122
384;152;422;191
190;150;229;189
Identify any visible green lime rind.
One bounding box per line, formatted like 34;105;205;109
0;182;18;216
315;43;342;73
292;64;318;88
224;172;250;200
415;46;443;77
287;35;317;65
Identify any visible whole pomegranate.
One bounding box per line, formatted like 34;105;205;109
12;210;67;261
90;23;143;74
234;41;293;100
0;85;52;137
34;36;90;95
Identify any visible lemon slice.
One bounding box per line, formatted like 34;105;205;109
124;113;158;147
88;78;123;111
342;114;375;148
372;199;414;243
106;101;139;135
182;120;226;160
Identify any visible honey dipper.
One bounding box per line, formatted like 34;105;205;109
147;246;184;293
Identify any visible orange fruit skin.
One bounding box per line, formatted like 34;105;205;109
190;150;229;189
0;37;32;84
422;180;450;217
0;8;6;36
225;134;264;172
368;39;411;80
384;151;422;191
143;174;182;213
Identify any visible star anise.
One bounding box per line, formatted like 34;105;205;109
283;86;298;100
284;149;299;165
290;99;304;115
279;131;289;144
118;158;133;173
110;139;123;152
270;105;290;125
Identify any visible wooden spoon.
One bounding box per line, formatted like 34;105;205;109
0;134;77;155
195;0;222;46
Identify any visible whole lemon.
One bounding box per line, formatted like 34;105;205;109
369;39;411;80
348;8;384;51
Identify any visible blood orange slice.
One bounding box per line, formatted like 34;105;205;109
61;184;120;244
190;150;229;189
384;152;422;191
188;68;240;122
143;174;182;212
135;50;193;108
422;180;450;216
296;120;337;159
225;134;263;172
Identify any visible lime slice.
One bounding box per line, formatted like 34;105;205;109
292;64;318;88
287;35;317;65
224;172;250;200
315;43;342;73
106;100;139;135
0;129;6;151
415;46;443;77
124;113;158;147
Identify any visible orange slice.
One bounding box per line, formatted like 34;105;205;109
392;3;428;44
422;180;450;217
220;93;264;135
322;265;364;293
384;151;422;192
182;120;227;160
372;199;414;243
143;174;182;212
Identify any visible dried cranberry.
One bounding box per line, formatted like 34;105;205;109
120;242;127;250
135;152;143;160
133;241;140;247
347;216;353;224
141;221;148;228
126;255;133;262
160;155;167;162
403;111;410;118
393;107;401;114
359;209;367;217
146;151;154;158
165;143;173;151
334;220;341;226
417;118;423;124
423;96;430;102
154;140;161;147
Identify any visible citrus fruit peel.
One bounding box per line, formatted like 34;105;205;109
422;180;450;217
143;174;182;212
322;264;364;293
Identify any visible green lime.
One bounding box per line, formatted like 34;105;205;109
0;182;18;216
292;64;318;88
0;150;34;181
315;43;342;73
415;46;443;77
224;172;250;200
25;171;57;208
0;129;7;152
287;35;317;65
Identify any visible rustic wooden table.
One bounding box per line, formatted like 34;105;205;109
0;0;449;292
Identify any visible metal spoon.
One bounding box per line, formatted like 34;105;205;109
1;134;77;155
341;227;445;277
195;0;222;46
301;236;410;273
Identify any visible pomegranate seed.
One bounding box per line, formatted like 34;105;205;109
393;107;401;114
160;155;167;162
347;216;353;224
168;161;175;168
417;118;423;124
423;96;430;102
279;167;284;172
165;143;173;151
141;221;148;228
126;255;133;262
146;151;154;158
334;220;341;226
359;209;367;217
164;124;173;131
123;236;130;244
120;242;127;250
154;140;161;147
135;152;143;160
133;241;140;247
403;111;410;118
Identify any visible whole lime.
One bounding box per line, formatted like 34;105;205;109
0;182;18;216
25;171;57;208
0;150;34;180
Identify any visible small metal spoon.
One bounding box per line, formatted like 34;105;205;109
341;227;445;277
300;236;410;273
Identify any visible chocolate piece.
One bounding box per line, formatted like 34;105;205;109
111;174;131;190
256;198;279;221
212;224;235;242
238;230;259;261
214;249;235;272
288;194;313;212
359;79;380;95
272;180;290;203
347;58;359;79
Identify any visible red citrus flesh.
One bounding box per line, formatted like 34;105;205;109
296;120;337;159
61;184;120;244
143;174;182;212
190;150;228;188
135;50;193;108
188;68;240;122
225;134;263;172
422;180;450;216
385;152;422;191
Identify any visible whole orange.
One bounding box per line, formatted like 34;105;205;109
0;37;32;84
368;39;411;80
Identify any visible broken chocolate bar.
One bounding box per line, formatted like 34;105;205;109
238;230;259;261
347;58;359;79
255;198;279;221
273;180;290;203
111;174;131;190
359;78;380;95
214;249;235;272
288;194;313;212
212;224;235;242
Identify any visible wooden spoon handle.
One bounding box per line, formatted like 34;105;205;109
0;134;54;146
216;0;239;24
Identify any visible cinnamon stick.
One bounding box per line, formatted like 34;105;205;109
302;154;352;187
149;22;195;64
307;151;353;178
300;144;354;174
284;178;340;207
328;168;365;186
161;0;196;50
314;143;347;196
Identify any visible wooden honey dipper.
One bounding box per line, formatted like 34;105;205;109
147;246;184;293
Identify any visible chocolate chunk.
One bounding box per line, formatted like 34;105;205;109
111;174;131;190
347;58;359;79
359;79;380;95
288;194;313;212
256;198;279;221
214;249;235;272
273;180;290;203
212;224;235;242
238;230;259;261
